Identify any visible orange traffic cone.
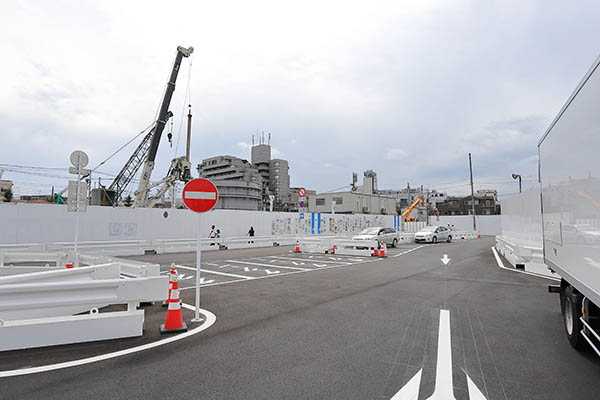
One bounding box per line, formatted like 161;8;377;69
332;245;336;255
162;266;176;307
373;244;379;257
380;242;387;257
295;240;301;253
160;279;188;334
65;263;73;269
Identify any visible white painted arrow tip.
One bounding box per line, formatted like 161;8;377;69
390;368;422;400
466;374;488;400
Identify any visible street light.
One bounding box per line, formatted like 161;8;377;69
511;173;522;193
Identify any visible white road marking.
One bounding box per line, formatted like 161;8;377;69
427;309;455;399
491;247;559;281
269;256;351;264
265;269;280;275
205;262;219;267
243;267;258;272
392;245;426;258
218;264;231;268
391;309;488;400
199;268;254;280
291;261;305;266
313;263;328;268
391;368;422;400
0;305;216;378
227;259;310;271
179;257;375;290
173;264;197;271
441;254;451;265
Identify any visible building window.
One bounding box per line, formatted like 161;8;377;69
316;198;325;206
333;197;343;205
486;200;492;207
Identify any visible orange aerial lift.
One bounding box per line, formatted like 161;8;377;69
402;195;424;222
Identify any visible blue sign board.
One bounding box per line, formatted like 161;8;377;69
299;213;304;219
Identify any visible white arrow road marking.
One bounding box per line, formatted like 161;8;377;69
198;277;215;284
291;261;305;266
184;191;216;200
391;369;422;400
243;267;258;272
265;269;280;275
390;309;488;400
441;254;451;265
313;263;328;268
178;273;194;280
466;374;488;400
426;309;455;400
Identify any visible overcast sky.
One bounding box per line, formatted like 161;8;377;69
1;1;599;198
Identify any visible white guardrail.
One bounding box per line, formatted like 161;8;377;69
495;235;557;278
0;263;168;351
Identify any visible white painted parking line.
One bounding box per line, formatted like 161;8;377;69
392;245;426;258
199;268;255;280
227;259;311;271
269;256;351;264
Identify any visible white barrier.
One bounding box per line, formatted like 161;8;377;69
0;262;169;351
0;235;299;257
495;235;556;278
298;237;338;253
333;239;378;257
0;252;66;267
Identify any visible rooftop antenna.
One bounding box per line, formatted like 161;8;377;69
268;132;271;145
252;134;254;146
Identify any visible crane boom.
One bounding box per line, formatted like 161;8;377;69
129;45;193;207
108;128;154;199
402;195;424;221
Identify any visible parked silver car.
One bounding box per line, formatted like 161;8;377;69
353;227;399;247
414;225;452;243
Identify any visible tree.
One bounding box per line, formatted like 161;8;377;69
123;195;133;207
3;188;13;202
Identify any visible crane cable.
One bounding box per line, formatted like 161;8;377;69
174;54;193;157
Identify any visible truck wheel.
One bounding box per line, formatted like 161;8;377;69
392;238;398;248
563;286;586;350
432;236;437;244
447;235;452;243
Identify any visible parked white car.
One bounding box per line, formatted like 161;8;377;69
414;225;452;243
353;227;399;247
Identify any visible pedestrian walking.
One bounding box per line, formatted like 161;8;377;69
247;226;255;244
209;225;217;245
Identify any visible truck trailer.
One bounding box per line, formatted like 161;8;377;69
540;54;600;354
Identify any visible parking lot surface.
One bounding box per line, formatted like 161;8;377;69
1;237;599;400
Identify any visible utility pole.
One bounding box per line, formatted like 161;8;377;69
469;153;476;232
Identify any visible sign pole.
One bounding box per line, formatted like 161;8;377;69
74;161;81;254
192;211;202;322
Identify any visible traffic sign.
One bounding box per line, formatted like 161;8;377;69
298;187;306;197
299;213;304;219
183;178;219;213
299;200;305;208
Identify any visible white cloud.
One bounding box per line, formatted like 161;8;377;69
385;148;408;161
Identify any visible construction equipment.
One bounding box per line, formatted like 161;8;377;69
108;46;193;207
402;195;424;222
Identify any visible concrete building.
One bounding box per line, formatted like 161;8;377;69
437;190;500;215
269;159;290;204
308;191;397;214
361;170;377;194
0;179;13;198
197;155;263;210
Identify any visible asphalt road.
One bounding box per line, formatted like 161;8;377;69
2;237;600;400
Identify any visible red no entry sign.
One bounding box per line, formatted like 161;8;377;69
182;178;219;213
298;187;306;197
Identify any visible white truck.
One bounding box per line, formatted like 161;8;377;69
540;54;600;354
